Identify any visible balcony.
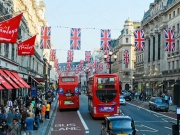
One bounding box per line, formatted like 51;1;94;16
167;51;180;58
133;73;144;78
162;69;180;75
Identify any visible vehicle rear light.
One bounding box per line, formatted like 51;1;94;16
60;100;61;105
94;107;96;114
117;106;119;114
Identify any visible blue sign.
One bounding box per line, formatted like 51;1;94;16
31;87;37;97
59;88;64;94
75;87;79;93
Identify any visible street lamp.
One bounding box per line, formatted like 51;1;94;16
104;51;117;74
131;76;135;91
84;68;90;86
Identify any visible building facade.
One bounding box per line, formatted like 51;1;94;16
136;0;180;97
111;19;140;91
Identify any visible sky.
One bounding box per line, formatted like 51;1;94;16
43;0;153;63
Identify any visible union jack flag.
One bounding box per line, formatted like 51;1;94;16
70;28;81;50
66;62;71;71
49;56;55;61
134;30;145;51
99;63;103;71
164;29;175;52
93;60;98;69
106;63;110;69
89;63;93;70
50;49;56;56
100;29;111;51
40;26;51;49
54;59;58;70
123;50;129;64
75;68;79;74
78;60;84;69
66;71;69;76
85;51;91;63
67;50;74;62
95;69;99;74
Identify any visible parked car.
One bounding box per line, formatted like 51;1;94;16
123;92;132;101
100;115;138;135
149;97;169;112
119;95;126;105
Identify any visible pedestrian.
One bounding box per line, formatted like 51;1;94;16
4;104;9;118
7;98;13;107
6;108;14;126
41;103;46;124
0;120;8;135
164;94;169;104
14;109;21;125
21;108;28;131
28;110;34;118
169;95;172;105
24;113;36;135
0;110;5;124
46;102;50;119
8;118;20;135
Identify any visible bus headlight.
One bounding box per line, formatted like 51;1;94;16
94;107;96;114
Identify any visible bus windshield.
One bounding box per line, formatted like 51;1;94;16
96;90;117;103
98;78;115;84
62;77;75;82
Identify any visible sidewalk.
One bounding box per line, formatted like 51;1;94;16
132;98;176;112
21;97;58;135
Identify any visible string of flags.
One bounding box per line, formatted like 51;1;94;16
0;13;175;77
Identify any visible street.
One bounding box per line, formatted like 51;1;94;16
50;95;178;135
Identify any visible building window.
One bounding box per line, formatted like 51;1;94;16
32;58;34;70
158;64;160;72
177;40;179;51
36;62;38;71
148;39;150;62
140;55;141;62
172;26;175;31
125;64;128;68
178;8;180;14
126;29;128;34
153;36;155;61
169;14;171;20
177;60;179;69
142;54;144;61
148;66;150;74
177;23;179;34
158;34;161;60
173;11;175;17
168;62;170;70
126;38;128;43
172;61;174;70
11;45;15;61
4;43;9;58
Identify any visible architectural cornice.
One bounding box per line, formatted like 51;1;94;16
0;55;19;66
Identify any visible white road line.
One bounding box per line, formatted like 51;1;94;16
161;118;168;122
164;126;172;130
135;121;167;123
77;110;89;131
127;102;177;121
85;131;90;133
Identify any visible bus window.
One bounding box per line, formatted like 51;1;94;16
98;78;115;84
62;77;75;82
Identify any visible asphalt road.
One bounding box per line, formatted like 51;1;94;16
51;94;178;135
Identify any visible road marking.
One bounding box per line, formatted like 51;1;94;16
164;126;171;130
161;118;168;122
136;124;158;132
127;102;177;121
135;121;167;123
77;110;89;131
85;131;89;133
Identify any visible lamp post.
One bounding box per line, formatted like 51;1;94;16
84;68;90;86
132;76;135;91
104;51;117;74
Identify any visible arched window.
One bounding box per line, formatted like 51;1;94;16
126;29;128;34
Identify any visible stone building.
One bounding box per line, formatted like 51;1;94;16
136;0;180;97
111;19;140;91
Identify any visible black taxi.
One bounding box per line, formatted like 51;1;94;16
100;116;138;135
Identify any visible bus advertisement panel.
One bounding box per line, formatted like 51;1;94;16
58;76;80;110
88;74;120;118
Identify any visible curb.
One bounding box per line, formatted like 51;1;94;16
45;98;58;135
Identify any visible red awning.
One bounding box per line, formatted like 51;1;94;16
0;70;19;89
4;70;25;88
0;75;13;89
11;72;30;88
30;76;41;85
0;85;3;90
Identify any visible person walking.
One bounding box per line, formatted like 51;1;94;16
6;109;14;126
14;109;21;125
45;102;50;119
4;104;9;119
8;118;20;135
41;103;46;124
0;120;8;135
21;108;28;131
24;113;36;135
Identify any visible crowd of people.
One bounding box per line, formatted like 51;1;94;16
0;89;56;135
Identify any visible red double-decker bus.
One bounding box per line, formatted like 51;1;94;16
58;76;80;110
88;74;120;118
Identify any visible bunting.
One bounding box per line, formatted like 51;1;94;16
85;51;91;63
67;50;74;62
123;50;129;64
40;26;51;49
0;13;23;43
164;29;175;52
70;28;81;50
